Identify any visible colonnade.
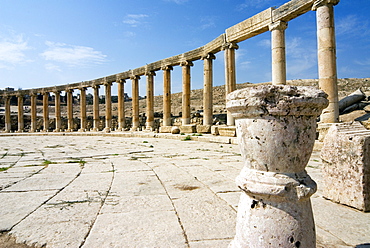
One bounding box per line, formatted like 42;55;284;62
0;0;340;133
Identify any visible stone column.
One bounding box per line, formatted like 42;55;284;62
180;61;193;126
17;94;24;132
54;91;61;132
223;42;239;126
42;92;49;132
117;79;126;131
30;93;37;132
202;53;216;127
269;21;288;86
66;89;74;132
92;85;100;131
4;96;11;132
79;87;87;132
131;75;140;131
104;81;112;132
145;71;156;131
227;85;328;248
162;66;173;127
313;0;340;123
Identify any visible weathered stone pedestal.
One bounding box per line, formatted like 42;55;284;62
227;85;328;248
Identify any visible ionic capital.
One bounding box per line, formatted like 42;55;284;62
312;0;340;10
269;21;288;31
42;91;49;96
180;60;194;67
103;81;112;87
161;65;173;71
16;92;24;98
65;88;74;93
130;75;141;80
145;70;156;76
79;87;87;91
92;84;100;90
201;53;216;60
221;42;239;51
116;78;126;84
53;90;61;95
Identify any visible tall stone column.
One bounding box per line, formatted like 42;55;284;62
104;81;112;132
202;53;216;126
131;75;140;131
117;79;126;131
42;91;49;132
181;61;193;126
17;94;24;132
92;85;100;131
79;87;87;132
30;93;37;132
66;89;74;132
54;91;61;132
313;0;340;123
269;21;288;86
4;96;11;132
145;71;156;131
162;66;173;127
223;42;239;126
227;85;328;248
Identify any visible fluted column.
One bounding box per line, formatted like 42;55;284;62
313;0;340;123
42;92;49;132
269;21;288;86
30;93;37;132
4;96;11;132
117;79;126;131
17;94;24;132
131;75;140;131
54;91;61;132
92;85;100;131
202;53;216;126
104;81;112;132
145;71;156;131
66;89;74;132
79;87;87;132
181;61;193;126
162;66;173;127
223;42;239;126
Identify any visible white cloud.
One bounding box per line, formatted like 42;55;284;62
123;14;149;27
200;16;216;30
0;34;31;69
164;0;189;4
40;41;107;67
45;63;62;72
124;31;136;38
258;39;271;48
237;0;274;10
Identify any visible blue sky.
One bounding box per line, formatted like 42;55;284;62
0;0;369;96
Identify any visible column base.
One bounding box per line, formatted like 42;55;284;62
91;128;100;132
103;127;111;133
130;126;140;132
53;128;61;132
78;128;86;132
144;126;154;132
65;129;74;132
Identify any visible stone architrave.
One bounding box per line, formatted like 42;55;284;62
4;96;11;132
201;53;216;127
227;85;328;248
104;81;112;133
117;79;126;131
30;93;37;132
269;21;288;86
321;122;370;211
131;75;140;131
42;92;49;132
92;85;100;131
145;71;156;131
222;42;239;126
54;91;61;132
79;87;87;132
66;89;74;132
313;0;340;123
162;65;173;128
17;94;24;132
180;61;193;126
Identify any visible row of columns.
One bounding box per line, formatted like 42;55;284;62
1;0;339;133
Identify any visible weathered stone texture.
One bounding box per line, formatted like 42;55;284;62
321;122;370;211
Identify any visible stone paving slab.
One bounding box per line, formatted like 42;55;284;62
0;134;369;248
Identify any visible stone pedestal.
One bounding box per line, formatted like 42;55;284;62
321;122;370;212
227;85;328;248
180;124;197;134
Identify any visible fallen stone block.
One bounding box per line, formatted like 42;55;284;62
179;125;196;133
159;126;172;133
218;126;236;137
196;125;211;133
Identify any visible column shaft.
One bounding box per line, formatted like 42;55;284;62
223;43;238;126
17;95;24;132
117;79;125;131
30;94;37;132
162;66;173;127
314;0;340;123
92;85;100;131
202;54;215;126
146;71;155;130
79;88;87;132
269;21;288;86
4;96;11;132
43;92;49;131
131;76;140;130
66;89;74;131
54;92;61;132
104;82;112;132
181;61;193;125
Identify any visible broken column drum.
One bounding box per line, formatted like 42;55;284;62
227;85;328;248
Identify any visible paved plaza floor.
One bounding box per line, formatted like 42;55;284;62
0;134;369;248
